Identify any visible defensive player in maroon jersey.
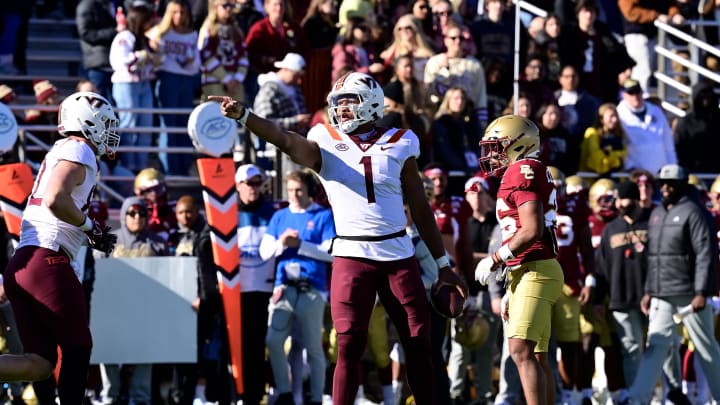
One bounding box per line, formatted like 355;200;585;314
474;115;564;405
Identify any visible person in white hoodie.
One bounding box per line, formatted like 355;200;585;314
616;78;677;174
109;3;160;172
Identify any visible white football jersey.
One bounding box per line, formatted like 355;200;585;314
18;138;99;259
307;124;419;261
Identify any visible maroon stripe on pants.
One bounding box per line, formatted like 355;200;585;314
330;256;435;405
4;246;92;364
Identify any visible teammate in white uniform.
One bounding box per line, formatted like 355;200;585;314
0;92;118;405
210;72;467;405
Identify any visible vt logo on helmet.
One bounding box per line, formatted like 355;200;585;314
478;115;540;177
57;92;120;158
327;72;384;133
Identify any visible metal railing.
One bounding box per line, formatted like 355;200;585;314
513;0;548;113
654;19;720;117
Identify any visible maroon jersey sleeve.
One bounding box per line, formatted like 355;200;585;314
497;159;558;265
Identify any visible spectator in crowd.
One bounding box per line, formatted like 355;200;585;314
259;170;335;405
616;79;677;174
424;21;487;127
331;17;386;87
379;55;432;165
0;92;117;405
471;0;525;83
579;103;627;177
501;92;534;119
594;181;650;388
519;55;556;113
100;197;167;405
211;71;467;405
537;102;579;176
134;168;177;241
190;195;233;405
448;176;499;405
236;0;265;37
485;57;512;120
428;87;481;174
301;0;339;50
628;169;657;210
554;65;600;139
527;13;562;83
245;0;310;103
559;0;635;103
674;81;720;174
624;164;720;405
109;2;160;173
380;14;436;83
0;3;22;74
254;52;310;179
23;80;62;165
169;195;206;257
147;0;201;176
430;1;476;55
300;0;339;111
408;0;433;37
618;0;684;93
337;0;375;35
76;0;120;102
198;0;249;102
234;164;277;405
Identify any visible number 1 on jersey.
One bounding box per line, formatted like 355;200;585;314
360;156;376;203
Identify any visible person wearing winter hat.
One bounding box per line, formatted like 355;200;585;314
24;79;61;164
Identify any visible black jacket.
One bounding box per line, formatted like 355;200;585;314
195;222;221;305
646;194;718;297
674;81;720;173
595;209;650;310
76;0;117;70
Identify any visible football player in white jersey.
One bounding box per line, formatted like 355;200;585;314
210;71;467;405
0;92;118;404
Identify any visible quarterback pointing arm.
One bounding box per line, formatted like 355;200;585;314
211;71;466;405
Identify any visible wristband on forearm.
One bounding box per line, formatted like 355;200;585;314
79;216;93;232
585;274;597;287
492;244;515;264
435;255;450;269
237;107;251;126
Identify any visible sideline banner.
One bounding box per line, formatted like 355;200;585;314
89;257;197;364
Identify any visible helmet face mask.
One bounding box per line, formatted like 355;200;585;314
478;115;540;177
58;92;119;157
589;178;617;219
327;72;384;133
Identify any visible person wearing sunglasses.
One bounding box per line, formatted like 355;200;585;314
97;196;167;405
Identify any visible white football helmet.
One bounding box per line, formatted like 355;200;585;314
58;91;120;157
327;72;384;133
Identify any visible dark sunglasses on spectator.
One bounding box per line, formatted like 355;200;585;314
127;210;148;218
397;25;414;32
446;35;463;41
244;180;263;187
417;3;429;9
221;3;235;9
434;11;452;16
